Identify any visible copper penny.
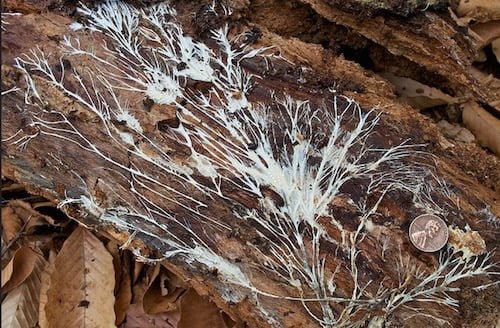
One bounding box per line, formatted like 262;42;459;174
409;214;448;252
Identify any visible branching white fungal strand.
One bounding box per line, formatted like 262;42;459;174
8;1;498;327
1;86;20;96
478;206;500;229
384;247;499;315
1;12;21;31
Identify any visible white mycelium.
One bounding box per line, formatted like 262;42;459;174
8;1;498;327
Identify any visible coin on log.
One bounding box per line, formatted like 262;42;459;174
409;214;448;252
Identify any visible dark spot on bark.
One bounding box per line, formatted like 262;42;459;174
112;119;127;126
62;59;72;71
247;142;258;150
307;156;322;167
244;27;262;44
143;97;154;111
48;35;61;43
260;185;285;208
78;300;90;308
157;117;180;131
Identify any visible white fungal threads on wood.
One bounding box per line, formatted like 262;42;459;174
8;1;499;327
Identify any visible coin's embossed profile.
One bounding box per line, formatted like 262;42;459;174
409;214;448;252
412;219;439;249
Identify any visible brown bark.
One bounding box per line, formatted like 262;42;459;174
2;0;499;327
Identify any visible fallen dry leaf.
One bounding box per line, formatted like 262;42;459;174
381;73;458;110
2;256;15;288
114;251;133;326
1;248;46;328
177;289;230;328
45;226;116;328
1;206;24;245
466;67;500;108
470;20;500;50
1;200;59;248
456;0;500;23
121;303;179;328
38;249;56;328
143;267;186;315
492;37;500;63
9;200;58;232
462;101;500;155
132;261;145;285
437;120;475;143
467;66;500;86
132;263;160;305
106;240;123;294
2;247;43;294
160;262;186;290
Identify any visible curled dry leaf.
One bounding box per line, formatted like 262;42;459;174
467;66;500;86
114;251;133;326
1;206;24;245
381;73;458;110
466;66;500;108
1;249;46;328
437;120;475;143
143;267;186;315
106;240;123;294
455;0;500;23
132;261;145;285
159;263;186;289
106;240;132;325
10;200;59;230
122;303;179;328
1;247;42;294
1;200;59;247
492;37;500;63
462;101;500;155
38;249;56;328
177;289;232;328
470;20;500;50
132;263;160;305
2;257;15;288
45;226;116;328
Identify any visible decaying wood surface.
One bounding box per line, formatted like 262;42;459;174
2;0;499;327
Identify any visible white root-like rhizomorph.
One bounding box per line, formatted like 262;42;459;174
1;12;22;31
7;1;498;327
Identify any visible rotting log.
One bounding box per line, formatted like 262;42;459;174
2;0;500;327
